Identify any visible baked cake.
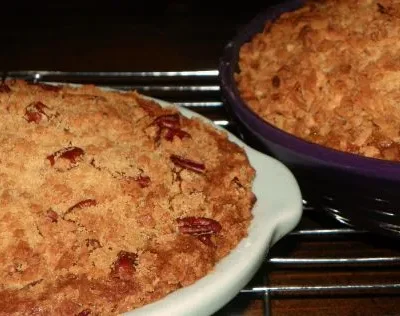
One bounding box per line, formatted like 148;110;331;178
0;80;256;315
236;0;400;161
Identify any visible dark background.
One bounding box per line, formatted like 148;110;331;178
2;1;285;71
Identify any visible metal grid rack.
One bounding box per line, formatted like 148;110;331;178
4;70;400;315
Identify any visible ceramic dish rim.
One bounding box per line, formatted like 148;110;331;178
125;95;303;316
38;82;303;316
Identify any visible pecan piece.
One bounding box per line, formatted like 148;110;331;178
135;175;151;188
66;199;97;215
152;114;191;142
177;217;222;246
76;309;91;316
152;114;181;129
0;83;11;93
46;209;58;223
47;146;85;170
137;97;160;115
164;128;191;141
111;251;137;280
177;216;222;235
170;155;205;174
24;101;51;123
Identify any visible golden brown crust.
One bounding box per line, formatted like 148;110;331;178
236;0;400;160
0;80;255;315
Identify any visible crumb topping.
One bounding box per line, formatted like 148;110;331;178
0;80;256;315
236;0;400;160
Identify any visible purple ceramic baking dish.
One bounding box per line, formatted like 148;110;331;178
219;0;400;237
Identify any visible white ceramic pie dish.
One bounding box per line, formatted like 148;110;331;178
124;96;303;316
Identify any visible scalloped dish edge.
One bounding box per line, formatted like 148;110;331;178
125;96;303;316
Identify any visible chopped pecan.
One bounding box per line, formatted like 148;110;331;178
177;216;222;235
164;128;191;141
76;309;91;316
46;209;58;223
0;83;11;93
135;175;151;188
111;251;137;280
66;199;97;215
137;97;160;115
153;114;181;129
177;217;222;246
24;101;51;123
47;146;85;170
170;155;205;174
152;113;191;142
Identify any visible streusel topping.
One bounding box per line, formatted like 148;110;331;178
0;80;255;315
236;0;400;160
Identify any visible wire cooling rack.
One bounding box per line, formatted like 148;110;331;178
4;70;400;315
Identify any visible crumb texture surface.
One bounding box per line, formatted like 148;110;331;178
0;80;255;315
236;0;400;160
